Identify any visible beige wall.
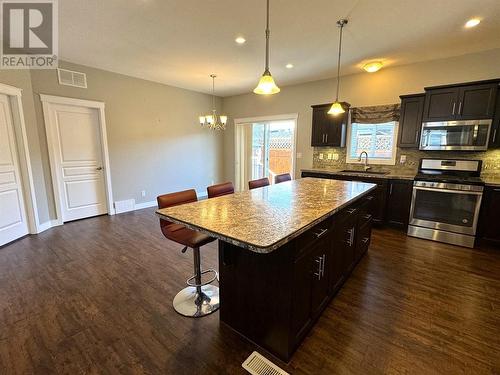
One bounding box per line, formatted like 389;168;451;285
2;61;224;223
222;48;500;181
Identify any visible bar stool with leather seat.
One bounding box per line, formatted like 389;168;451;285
248;177;270;190
207;181;234;198
157;189;219;317
275;173;291;184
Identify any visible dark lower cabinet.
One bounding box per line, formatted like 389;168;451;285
219;195;373;361
386;179;413;228
478;186;500;245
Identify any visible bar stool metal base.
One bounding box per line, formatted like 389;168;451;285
173;285;220;317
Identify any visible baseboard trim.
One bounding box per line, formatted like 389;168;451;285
36;219;62;234
134;200;157;210
134;191;208;211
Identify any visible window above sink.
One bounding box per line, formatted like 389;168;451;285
346;121;399;165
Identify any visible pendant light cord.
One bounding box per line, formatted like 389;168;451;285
265;0;270;72
336;22;344;101
211;74;216;112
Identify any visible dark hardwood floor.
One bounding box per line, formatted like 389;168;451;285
1;208;499;374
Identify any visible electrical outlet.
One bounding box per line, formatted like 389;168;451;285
319;153;324;160
333;153;339;161
141;190;146;197
400;155;407;164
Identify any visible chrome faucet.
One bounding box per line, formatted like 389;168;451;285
358;151;371;171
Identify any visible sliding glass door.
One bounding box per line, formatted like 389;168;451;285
235;118;296;190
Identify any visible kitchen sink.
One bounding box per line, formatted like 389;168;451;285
340;169;390;175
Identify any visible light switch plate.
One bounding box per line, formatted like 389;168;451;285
333;153;339;161
327;153;332;160
319;153;324;160
296;152;302;159
400;155;407;164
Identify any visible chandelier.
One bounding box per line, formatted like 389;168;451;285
199;74;227;130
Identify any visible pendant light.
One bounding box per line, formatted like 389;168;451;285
254;0;280;95
199;74;227;130
328;19;348;115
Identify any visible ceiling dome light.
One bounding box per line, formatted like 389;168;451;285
235;36;246;44
286;63;294;69
363;61;383;73
254;0;280;95
465;18;481;28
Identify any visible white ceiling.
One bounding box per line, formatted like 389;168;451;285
60;0;500;96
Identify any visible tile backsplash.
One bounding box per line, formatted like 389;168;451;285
312;147;500;178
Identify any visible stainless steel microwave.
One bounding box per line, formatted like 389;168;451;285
419;119;492;151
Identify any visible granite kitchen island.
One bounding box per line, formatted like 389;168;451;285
156;178;376;361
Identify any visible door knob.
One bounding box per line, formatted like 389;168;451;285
96;167;103;171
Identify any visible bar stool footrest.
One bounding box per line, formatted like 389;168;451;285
186;268;218;287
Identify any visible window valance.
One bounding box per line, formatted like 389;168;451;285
351;104;400;124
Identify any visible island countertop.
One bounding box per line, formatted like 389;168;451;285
156;178;376;253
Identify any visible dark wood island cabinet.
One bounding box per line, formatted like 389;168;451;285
157;178;376;362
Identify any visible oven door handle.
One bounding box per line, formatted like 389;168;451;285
413;186;483;196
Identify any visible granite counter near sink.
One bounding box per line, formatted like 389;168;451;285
301;167;416;181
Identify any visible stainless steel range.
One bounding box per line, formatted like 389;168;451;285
407;158;484;248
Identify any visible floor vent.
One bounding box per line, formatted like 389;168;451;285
114;199;136;214
57;68;88;88
242;351;289;375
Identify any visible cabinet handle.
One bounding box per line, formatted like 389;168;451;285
321;254;326;277
347;227;355;246
366;196;374;201
325;134;328;143
494;188;500;192
347;208;357;214
362;237;369;244
493;129;497;143
389;184;393;195
363;214;372;221
458;101;462;115
313;228;328;238
452;102;456;115
314;256;323;280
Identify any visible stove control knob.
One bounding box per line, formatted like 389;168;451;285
462;219;468;224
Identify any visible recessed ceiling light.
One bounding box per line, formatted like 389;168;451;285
235;36;246;44
465;18;481;28
363;61;383;73
286;63;294;69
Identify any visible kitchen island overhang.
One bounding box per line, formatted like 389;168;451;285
156;178;377;361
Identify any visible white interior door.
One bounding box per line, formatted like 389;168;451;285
0;94;29;245
47;103;107;222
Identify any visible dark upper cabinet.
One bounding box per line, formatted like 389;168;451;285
489;89;500;148
311;102;350;147
478;186;500;245
386;180;413;229
398;94;425;148
423;81;498;122
423;87;458;121
458;83;497;119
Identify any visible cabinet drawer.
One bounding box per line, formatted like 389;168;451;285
295;217;333;258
